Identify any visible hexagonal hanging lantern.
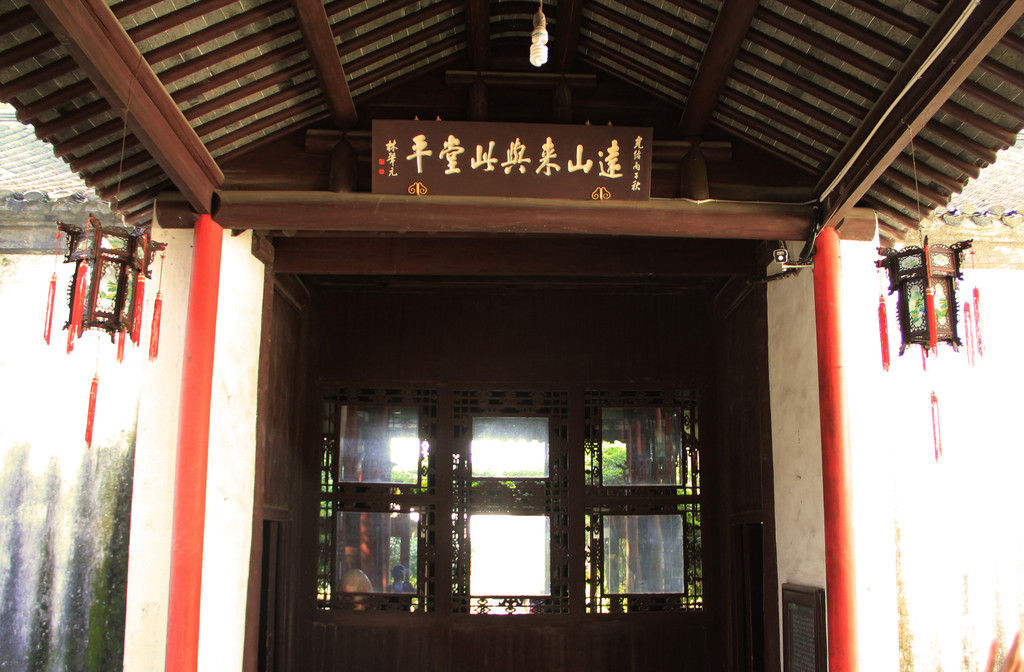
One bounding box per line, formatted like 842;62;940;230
59;215;166;340
876;237;972;355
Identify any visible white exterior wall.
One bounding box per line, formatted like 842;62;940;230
124;225;193;671
124;226;264;672
766;260;826;609
767;235;899;672
840;238;899;672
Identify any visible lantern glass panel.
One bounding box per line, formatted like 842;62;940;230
934;281;951;329
898;254;922;272
120;275;135;325
102;232;127;252
907;280;927;332
96;261;120;315
80;231;96;256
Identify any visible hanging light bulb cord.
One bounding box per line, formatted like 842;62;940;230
530;1;548;67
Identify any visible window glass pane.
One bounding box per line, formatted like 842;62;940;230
337;406;420;483
601;407;683;485
334;511;419;595
471;417;548;477
603;515;684;593
470;515;550;595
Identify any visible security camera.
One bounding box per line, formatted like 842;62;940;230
773;246;789;264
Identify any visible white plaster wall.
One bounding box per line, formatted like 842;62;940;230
873;265;1024;670
839;238;899;672
766;262;827;604
124;225;195;671
198;229;263;672
0;252;147;465
124;226;264;672
767;237;903;672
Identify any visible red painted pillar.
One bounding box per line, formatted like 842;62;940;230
812;225;858;672
165;214;223;672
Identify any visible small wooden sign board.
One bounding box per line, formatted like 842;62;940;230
782;584;826;672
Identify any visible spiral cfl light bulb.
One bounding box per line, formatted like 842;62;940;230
530;6;548;67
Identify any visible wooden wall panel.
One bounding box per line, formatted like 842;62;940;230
713;281;780;672
302;613;708;672
263;288;305;510
281;280;770;672
312;285;712;386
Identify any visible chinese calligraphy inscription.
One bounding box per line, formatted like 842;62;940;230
373;120;652;201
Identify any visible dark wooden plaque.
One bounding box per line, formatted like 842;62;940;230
372;119;653;201
782;584;826;672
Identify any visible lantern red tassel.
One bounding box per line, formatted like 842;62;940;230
973;287;984;357
117;330;126;363
149;291;163;361
85;375;99;448
43;273;56;345
930;391;942;461
964;302;976;367
925;284;938;354
67;262;88;353
131;276;145;345
878;295;890;371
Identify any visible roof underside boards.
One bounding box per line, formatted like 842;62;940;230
1;0;1023;245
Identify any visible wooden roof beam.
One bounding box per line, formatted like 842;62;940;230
27;0;223;215
155;191;814;242
679;0;761;137
552;0;582;72
679;0;761;136
465;0;490;70
289;0;356;128
816;0;1024;229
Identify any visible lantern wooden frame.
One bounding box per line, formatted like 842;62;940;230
59;216;166;339
876;238;972;354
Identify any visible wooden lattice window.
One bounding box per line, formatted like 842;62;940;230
584;390;703;613
451;390;570;615
315;387;702;615
317;388;438;611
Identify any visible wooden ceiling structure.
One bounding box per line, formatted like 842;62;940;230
2;0;1024;253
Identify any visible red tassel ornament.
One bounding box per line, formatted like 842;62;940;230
131;276;145;345
878;295;891;371
85;375;99;448
973;286;984;357
925;283;938;354
44;273;56;345
964;302;976;367
930;391;942;462
116;330;126;363
149;291;163;361
67;262;89;353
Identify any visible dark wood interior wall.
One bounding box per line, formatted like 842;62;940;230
713;282;780;672
285;283;722;672
246;274;312;672
310;285;713;386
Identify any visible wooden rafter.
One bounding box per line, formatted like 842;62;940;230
679;0;760;136
464;0;490;70
552;0;582;72
816;0;1024;228
289;0;356;127
27;0;223;214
